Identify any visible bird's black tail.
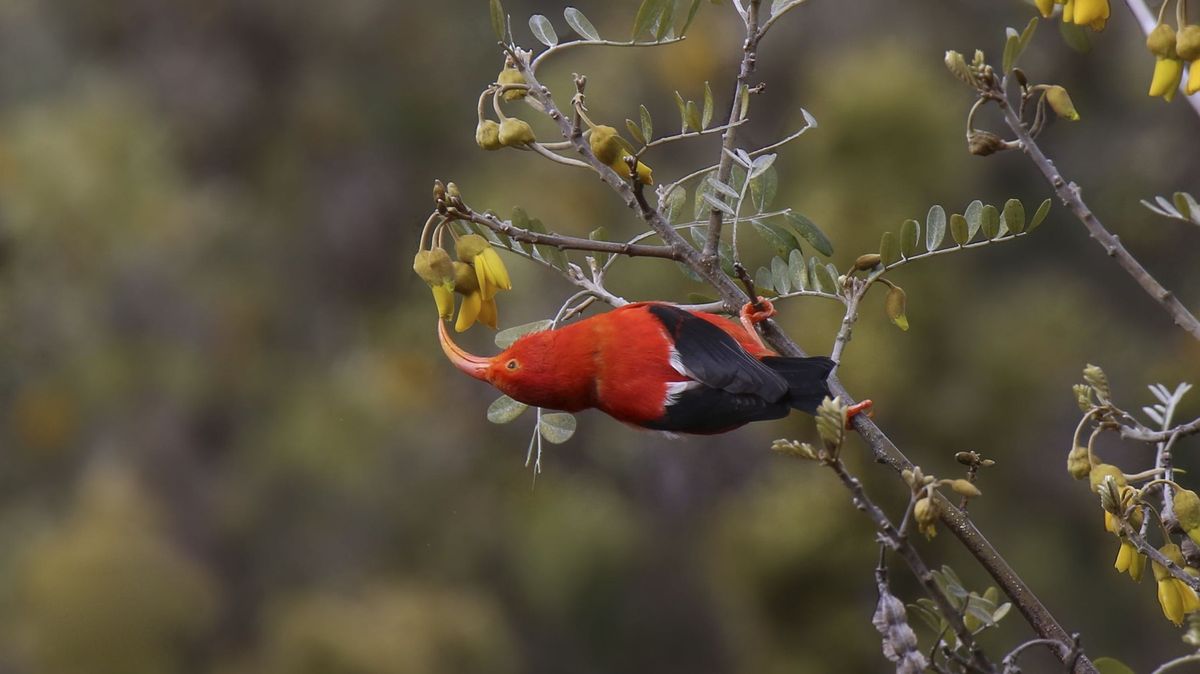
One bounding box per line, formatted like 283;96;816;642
760;356;835;414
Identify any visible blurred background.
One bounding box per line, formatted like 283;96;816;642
0;0;1197;672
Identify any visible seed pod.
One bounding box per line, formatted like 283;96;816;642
1148;23;1178;58
497;67;528;101
1045;85;1080;120
498;117;536;146
950;479;982;498
1089;463;1126;493
1179;25;1200;61
476;120;502;150
854;253;882;270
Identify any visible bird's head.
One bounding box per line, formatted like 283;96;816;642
436;320;565;406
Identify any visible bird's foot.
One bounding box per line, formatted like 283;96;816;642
740;297;777;325
845;399;874;429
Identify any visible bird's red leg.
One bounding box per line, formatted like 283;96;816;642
845;399;874;429
739;297;776;350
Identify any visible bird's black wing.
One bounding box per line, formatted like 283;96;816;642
647;304;788;400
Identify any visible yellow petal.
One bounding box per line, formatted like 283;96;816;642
1073;0;1108;27
1160;579;1185;625
1130;551;1146;582
1150;57;1184;99
478;297;498;329
480;247;511;290
636;160;654;185
1104;511;1119;534
474;258;496;301
1179;579;1200;614
1035;0;1055;16
432;284;454;321
1188;62;1200;96
1063;0;1074;23
455;291;482;333
1115;542;1132;572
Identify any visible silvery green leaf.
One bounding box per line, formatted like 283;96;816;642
811;257;836;292
751;219;799;256
702;192;736;216
654;0;674;41
950;213;970;245
981;204;1000;239
789;248;808;290
529;14;558;46
771;256;791;294
633;0;669;38
755;266;775;294
539;412;577;443
879;231;899;266
590;226;609;266
782;212;833;256
1059;19;1091;53
685;99;702;132
750;164;777;211
662;187;686;223
1001;27;1020;74
639;105;653;141
707;175;741;200
564;7;599;40
702;81;714;128
1157;195;1181;216
681;0;703;34
1143;406;1165;425
749;153;776;180
926;205;946;250
487;395;529;423
625;118;645;145
1140;199;1172;217
1001;198;1025;234
964;199;983;239
490;0;506;41
801;107;817;128
673;91;689;132
1018;16;1038;55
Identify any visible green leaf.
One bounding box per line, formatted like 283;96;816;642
677;261;703;282
748;153;776;180
702;192;735;216
640;104;653;141
673;91;689;132
782;212;833;256
754;266;775;294
693;173;715;219
564;7;600;40
1001;198;1025;234
625;118;645;145
633;0;669;38
529;218;569;269
750;164;777;211
950;213;970;245
685;100;702;132
590;226;610;266
906;602;944;636
654;0;675;41
662;187;686;223
811;257;836;292
681;0;703;34
899;218;920;257
487;395;529;423
1018;16;1038;56
1001;27;1020;74
1059;19;1092;53
879;231;899;266
702;81;714;128
771;256;791;294
981;204;1000;239
490;0;506;41
495;320;553;349
926;205;946;250
529;14;558;47
539;412;577;444
964;199;983;239
1093;658;1135;674
991;602;1012;623
788;248;808;291
751;219;800;256
707;174;740;200
1173;191;1194;220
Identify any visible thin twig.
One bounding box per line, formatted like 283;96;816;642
530;36;686;71
1001;638;1072;670
1121;416;1200;443
756;0;812;37
453;204;683;261
637;118;749;157
1151;652;1200;674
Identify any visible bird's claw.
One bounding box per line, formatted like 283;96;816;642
740;297;777;325
845;399;874;429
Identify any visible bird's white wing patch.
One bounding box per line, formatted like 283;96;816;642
664;343;703;407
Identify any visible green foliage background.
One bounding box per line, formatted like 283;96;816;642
0;0;1197;671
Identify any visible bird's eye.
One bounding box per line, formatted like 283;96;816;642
506;359;519;370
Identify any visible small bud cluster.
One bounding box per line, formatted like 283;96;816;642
476;65;539;151
414;183;513;332
901;462;988;540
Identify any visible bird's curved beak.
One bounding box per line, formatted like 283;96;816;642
437;319;490;381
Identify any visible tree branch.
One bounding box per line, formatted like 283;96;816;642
997;96;1200;341
702;0;763;267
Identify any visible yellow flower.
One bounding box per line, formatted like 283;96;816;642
1178;26;1200;94
1072;0;1108;30
451;261;499;332
413;248;456;320
1188;63;1200;95
913;495;940;540
1114;541;1146;581
1153;544;1200;625
588;125;654;185
455;234;512;301
1063;0;1074;23
1150;57;1184;101
1035;0;1057;17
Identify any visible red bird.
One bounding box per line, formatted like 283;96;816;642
438;299;870;434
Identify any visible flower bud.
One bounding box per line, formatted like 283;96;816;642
944;50;975;86
413;248;455;285
498;117;536;146
1148;23;1179;58
949;479;981;498
1089;463;1126;493
967;130;1008;156
476;120;502;150
914;496;940;539
884;285;908;331
1045;85;1080;120
1066;444;1091;479
455;234;490;262
1149;57;1184;101
497;67;528;101
854;253;882;270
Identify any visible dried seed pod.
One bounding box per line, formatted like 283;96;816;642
497;67;528;101
498;117;536;146
854;253;882;270
967;130;1008;156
